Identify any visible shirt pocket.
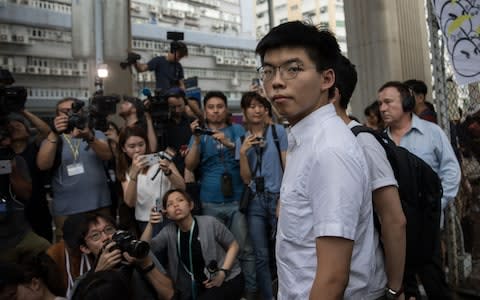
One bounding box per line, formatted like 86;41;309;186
278;186;311;243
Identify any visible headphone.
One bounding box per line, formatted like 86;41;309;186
402;87;416;112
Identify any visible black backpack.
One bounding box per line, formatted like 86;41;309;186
351;125;443;266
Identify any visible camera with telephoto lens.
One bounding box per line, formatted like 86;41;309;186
65;99;89;133
120;52;141;70
110;230;150;259
0;68;27;117
64;95;119;133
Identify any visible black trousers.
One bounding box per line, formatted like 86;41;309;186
198;273;245;300
404;237;452;299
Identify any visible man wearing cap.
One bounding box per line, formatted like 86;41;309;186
8;110;53;242
37;97;113;242
118;96;158;152
135;42;188;92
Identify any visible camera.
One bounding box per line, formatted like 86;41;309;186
194;127;214;136
120;52;141;70
255;176;265;193
110;230;150;259
0;68;27;117
142;150;174;166
65;95;119;133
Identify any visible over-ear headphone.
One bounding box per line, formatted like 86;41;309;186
402;88;416;112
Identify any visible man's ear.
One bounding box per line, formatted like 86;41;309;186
320;69;335;91
80;244;91;255
31;278;42;291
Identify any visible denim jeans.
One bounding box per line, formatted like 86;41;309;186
202;201;257;293
247;192;278;300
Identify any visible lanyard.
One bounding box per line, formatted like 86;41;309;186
65;249;91;298
177;218;197;299
63;134;81;161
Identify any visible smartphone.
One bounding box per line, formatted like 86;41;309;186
0;160;12;175
252;78;260;86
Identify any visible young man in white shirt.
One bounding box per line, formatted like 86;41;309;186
256;21;376;299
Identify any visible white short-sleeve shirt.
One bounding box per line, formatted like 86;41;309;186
276;104;376;300
349;120;397;298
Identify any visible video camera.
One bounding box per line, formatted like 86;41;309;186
65;94;120;133
120;52;142;70
0;68;27;117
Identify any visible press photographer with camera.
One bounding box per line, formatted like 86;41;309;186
0;123;51;263
37;98;113;242
134;37;188;91
116;126;185;236
66;212;174;300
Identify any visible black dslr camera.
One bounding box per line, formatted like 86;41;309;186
65;99;89;133
0;68;27;117
120;52;141;70
110;230;150;259
194;127;214;136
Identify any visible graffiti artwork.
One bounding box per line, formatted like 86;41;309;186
432;0;480;85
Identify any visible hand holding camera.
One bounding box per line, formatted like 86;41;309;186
95;241;123;272
53;114;69;134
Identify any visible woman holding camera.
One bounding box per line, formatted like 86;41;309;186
142;189;244;300
237;92;287;300
116;126;185;236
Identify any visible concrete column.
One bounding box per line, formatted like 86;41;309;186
343;0;432;119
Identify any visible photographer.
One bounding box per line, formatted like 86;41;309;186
116;126;185;235
134;41;188;91
119;96;158;152
68;212;174;300
37;98;113;242
8;111;53;242
0;127;50;263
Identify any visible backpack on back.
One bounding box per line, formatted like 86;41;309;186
351;125;443;266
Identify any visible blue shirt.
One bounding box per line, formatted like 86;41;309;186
189;124;245;203
235;124;288;193
147;56;184;91
387;114;461;209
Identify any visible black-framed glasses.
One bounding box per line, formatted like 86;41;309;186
86;225;116;241
257;61;314;82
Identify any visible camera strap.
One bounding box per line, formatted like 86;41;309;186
177;218;197;299
217;126;234;173
253;145;263;177
63;134;81;161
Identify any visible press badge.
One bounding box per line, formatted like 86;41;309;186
66;162;85;176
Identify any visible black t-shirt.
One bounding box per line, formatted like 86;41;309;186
178;219;207;283
166;115;193;175
147;56;184;91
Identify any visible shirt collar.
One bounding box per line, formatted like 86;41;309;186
386;113;425;137
288;103;337;148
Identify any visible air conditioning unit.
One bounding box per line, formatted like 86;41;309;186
50;68;61;75
38;67;50;75
224;58;231;65
231;59;238;65
0;34;9;42
72;69;81;76
80;70;87;77
131;4;141;12
149;5;158;14
27;66;38;74
62;69;73;76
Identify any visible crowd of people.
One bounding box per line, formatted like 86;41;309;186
1;20;477;300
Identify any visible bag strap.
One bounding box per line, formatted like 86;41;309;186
271;124;284;172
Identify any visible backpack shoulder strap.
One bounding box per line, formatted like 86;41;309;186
271;124;284;172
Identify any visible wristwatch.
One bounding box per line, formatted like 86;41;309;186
219;268;230;277
385;286;404;299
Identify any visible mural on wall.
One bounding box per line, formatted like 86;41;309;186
432;0;480;85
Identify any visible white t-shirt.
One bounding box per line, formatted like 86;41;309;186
276;104;376;299
349;120;397;298
127;164;172;222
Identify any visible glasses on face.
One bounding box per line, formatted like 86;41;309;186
86;225;116;241
257;61;313;82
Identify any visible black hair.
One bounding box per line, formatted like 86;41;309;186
255;21;341;98
203;91;228;107
67;213;117;249
19;253;65;297
403;79;427;96
170;41;188;57
334;55;357;109
240;91;270;110
162;188;194;210
378;81;412;105
71;270;132;300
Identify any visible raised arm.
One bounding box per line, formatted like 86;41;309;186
21;109;51;140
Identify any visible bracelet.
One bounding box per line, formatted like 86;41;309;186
140;263;155;275
385;286;404;299
219;268;230;277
